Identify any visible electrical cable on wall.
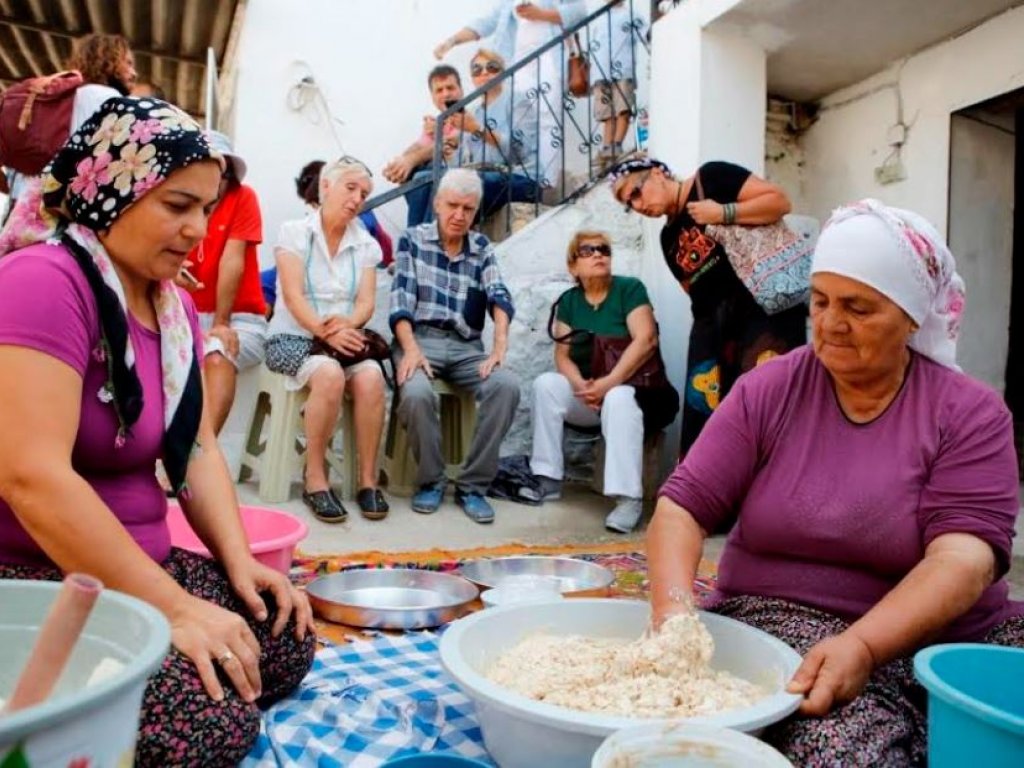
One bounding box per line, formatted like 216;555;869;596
286;61;346;154
283;61;406;236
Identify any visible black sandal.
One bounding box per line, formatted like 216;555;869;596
356;487;390;520
302;489;347;523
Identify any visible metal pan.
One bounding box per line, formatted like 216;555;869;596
459;556;615;597
306;568;479;629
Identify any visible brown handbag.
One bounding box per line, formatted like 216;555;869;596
546;289;679;432
547;291;670;388
309;328;394;386
567;33;590;98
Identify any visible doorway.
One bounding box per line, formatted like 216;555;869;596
949;92;1023;472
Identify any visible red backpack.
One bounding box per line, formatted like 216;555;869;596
0;71;84;176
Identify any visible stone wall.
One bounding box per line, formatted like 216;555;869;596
364;181;651;476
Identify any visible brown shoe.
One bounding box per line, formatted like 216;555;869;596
356;487;389;520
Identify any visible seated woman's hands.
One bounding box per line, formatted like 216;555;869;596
324;326;368;355
575;376;614;410
319;314;355;338
787;630;875;716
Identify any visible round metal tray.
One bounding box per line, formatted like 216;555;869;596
306;568;479;629
459;556;615;597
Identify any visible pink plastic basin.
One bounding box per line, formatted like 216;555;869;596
167;504;308;574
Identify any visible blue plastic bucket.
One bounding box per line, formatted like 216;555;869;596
380;754;492;767
914;643;1024;767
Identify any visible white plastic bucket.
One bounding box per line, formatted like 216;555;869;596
592;721;793;767
439;599;802;768
0;580;170;767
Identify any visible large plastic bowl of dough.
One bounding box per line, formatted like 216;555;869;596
438;598;802;768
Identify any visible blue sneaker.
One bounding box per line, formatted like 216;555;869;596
455;489;495;524
412;480;446;514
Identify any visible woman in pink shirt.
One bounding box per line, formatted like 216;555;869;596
0;98;314;766
650;200;1023;766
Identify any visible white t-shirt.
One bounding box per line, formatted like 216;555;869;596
267;211;381;339
512;5;561;92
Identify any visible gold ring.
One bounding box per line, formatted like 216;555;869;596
218;651;235;665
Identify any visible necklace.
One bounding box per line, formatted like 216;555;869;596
672;180;685;218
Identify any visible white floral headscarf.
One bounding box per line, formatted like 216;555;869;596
812;199;966;370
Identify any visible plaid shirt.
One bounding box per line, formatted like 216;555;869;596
389;221;515;341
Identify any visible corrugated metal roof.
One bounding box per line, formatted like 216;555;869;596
0;0;243;118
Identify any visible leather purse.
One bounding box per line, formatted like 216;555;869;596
547;291;679;432
547;291;669;389
695;172;812;314
309;328;394;386
567;33;590;98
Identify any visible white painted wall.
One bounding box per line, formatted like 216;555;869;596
800;4;1024;233
799;4;1024;386
230;0;652;270
643;0;767;462
231;0;483;266
948;114;1015;390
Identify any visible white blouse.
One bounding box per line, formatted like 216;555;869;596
268;211;381;339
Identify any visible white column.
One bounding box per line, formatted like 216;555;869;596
643;3;766;469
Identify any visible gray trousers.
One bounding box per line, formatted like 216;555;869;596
395;327;520;494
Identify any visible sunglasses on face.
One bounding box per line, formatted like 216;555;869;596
471;61;503;76
577;244;612;258
621;171;650;212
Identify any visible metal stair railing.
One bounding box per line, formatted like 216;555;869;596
361;0;649;239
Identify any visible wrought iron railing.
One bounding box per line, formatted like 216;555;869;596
362;0;649;238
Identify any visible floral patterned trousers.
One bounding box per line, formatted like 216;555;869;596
712;596;1024;767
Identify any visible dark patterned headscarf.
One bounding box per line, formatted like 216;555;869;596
0;97;223;497
607;155;673;182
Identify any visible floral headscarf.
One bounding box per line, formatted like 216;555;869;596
607;155;673;183
812;198;966;370
0;97;224;496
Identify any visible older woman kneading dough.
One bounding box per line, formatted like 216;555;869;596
647;199;1023;766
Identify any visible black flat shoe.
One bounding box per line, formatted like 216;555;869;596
356;487;390;520
302;489;347;523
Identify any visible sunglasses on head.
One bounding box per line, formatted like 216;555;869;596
471;61;503;76
336;154;373;178
577;244;612;258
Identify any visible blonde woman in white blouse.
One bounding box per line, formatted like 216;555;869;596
265;157;388;523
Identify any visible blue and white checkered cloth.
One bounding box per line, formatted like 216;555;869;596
242;633;495;767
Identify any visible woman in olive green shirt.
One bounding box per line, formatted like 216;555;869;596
531;230;676;533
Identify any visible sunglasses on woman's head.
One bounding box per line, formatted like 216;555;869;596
336;155;373;178
578;244;612;258
471;61;503;76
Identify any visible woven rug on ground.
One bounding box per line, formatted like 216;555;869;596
241;632;494;768
290;542;718;644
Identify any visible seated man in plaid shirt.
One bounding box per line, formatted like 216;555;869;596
389;168;520;523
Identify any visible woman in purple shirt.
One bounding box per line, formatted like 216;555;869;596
649;199;1023;766
0;98;314;766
